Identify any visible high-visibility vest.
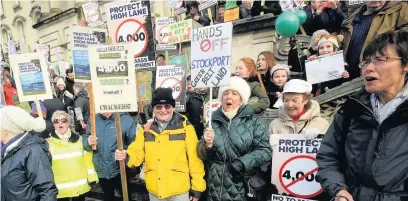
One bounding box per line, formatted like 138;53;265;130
47;135;98;198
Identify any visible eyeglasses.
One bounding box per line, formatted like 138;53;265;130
53;118;68;124
359;56;402;69
155;104;172;110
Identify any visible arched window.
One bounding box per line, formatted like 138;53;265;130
16;21;25;42
1;29;8;46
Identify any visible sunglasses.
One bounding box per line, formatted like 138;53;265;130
155;104;172;110
53;118;68;124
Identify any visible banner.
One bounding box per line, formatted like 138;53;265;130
105;1;155;70
89;44;138;113
155;17;175;45
35;44;51;63
271;134;323;199
198;0;218;11
71;27;107;82
155;65;186;112
168;19;193;44
9;53;53;102
190;23;232;88
82;2;104;27
137;71;153;102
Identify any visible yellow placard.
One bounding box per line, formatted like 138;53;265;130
224;7;239;22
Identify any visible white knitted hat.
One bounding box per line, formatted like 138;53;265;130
0;106;46;134
56;77;66;87
218;76;251;105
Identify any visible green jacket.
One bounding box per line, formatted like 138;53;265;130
197;105;272;201
248;81;270;114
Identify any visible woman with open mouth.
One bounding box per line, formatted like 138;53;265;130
317;31;408;201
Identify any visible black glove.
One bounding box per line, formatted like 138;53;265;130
229;160;245;177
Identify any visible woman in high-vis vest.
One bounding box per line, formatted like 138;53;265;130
47;110;98;201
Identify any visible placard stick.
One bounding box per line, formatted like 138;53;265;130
300;26;307;36
256;71;267;94
87;83;97;150
114;113;129;201
135;72;143;112
260;0;265;16
208;87;212;128
35;100;43;118
207;8;214;25
165;51;169;65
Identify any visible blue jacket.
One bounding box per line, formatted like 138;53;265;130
83;113;137;179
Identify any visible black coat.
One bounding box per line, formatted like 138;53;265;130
74;90;90;135
185;91;205;139
1;132;58;201
317;88;408;201
312;7;347;34
265;82;283;108
65;79;75;95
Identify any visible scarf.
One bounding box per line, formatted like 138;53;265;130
371;83;408;124
55;128;72;143
291;109;307;121
222;107;239;120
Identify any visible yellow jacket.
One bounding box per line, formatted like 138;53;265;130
47;132;98;198
127;113;206;199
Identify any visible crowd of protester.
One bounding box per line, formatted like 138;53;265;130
2;1;408;201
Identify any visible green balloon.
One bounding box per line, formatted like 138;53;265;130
295;10;307;25
275;11;300;37
169;55;184;65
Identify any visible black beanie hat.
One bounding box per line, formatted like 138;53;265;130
151;88;176;108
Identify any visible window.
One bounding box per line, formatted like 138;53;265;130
1;29;8;46
16;21;25;42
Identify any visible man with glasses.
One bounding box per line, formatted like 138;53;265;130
341;1;408;79
115;88;206;201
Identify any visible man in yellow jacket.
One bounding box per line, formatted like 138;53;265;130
115;88;206;201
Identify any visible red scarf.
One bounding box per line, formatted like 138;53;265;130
291;109;307;121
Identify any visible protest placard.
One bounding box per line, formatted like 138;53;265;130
190;22;232;88
305;51;345;84
105;1;155;70
348;0;364;5
89;44;138;113
58;61;70;77
9;53;53;102
35;44;51;64
71;27;107;82
168;19;201;44
204;99;220;124
271;194;317;201
271;134;323;199
155;65;186;112
82;2;104;27
137;71;153;102
224;7;240;22
155;17;175;45
198;0;218;11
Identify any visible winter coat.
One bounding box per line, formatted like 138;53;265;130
185;15;210;26
83;113;137;179
269;100;329;134
312;7;347;34
2;82;17;105
57;90;74;109
65;79;75;95
127;113;206;199
186;91;206;139
74;90;90;135
247;81;270;114
265;82;284;108
43;99;67;121
1;132;58;201
197;105;272;201
301;6;316;36
341;2;408;62
317;88;408;201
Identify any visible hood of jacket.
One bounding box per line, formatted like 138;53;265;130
75;90;88;99
2;132;51;163
278;100;322;122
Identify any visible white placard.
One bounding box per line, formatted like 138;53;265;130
89;44;138;113
190;23;232;88
271;194;317;201
198;0;218;11
204;99;220;124
35;44;50;63
271;134;322;199
155;65;186;112
305;51;345;85
155;17;175;44
71;27;107;83
9;53;53;102
82;2;104;27
58;61;70;78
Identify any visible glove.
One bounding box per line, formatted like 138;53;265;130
302;128;322;139
270;134;280;150
229;160;244;177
